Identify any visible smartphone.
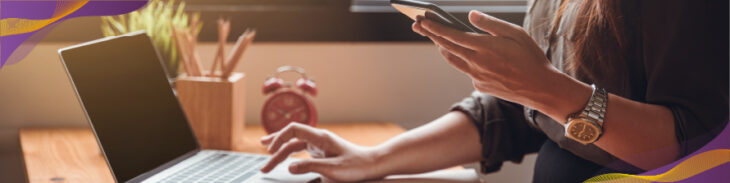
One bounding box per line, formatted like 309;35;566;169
390;0;479;33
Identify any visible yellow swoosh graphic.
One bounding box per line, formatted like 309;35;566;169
0;1;88;36
585;149;730;183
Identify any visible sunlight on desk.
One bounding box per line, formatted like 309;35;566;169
19;122;475;183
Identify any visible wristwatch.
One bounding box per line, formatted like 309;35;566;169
565;84;607;145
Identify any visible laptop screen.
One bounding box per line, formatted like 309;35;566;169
59;32;199;182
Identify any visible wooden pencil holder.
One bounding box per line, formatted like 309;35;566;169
176;73;245;150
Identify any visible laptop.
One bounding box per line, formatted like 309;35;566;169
58;31;318;183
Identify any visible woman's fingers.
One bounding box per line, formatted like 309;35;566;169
419;19;484;49
260;134;275;145
413;18;440;38
426;33;475;61
260;139;308;173
266;123;332;154
418;22;478;72
438;47;474;76
468;10;519;37
412;21;427;37
412;16;427;36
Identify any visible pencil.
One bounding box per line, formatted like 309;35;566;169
221;29;255;79
171;26;192;76
210;18;230;76
185;31;205;76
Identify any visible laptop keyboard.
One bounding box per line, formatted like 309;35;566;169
157;153;270;183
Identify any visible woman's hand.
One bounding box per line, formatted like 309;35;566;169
413;10;590;121
260;123;384;182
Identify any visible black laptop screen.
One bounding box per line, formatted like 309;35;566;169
59;32;199;182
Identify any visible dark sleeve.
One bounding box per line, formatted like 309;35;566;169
450;91;546;174
640;0;729;156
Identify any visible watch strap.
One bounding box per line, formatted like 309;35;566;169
580;84;607;126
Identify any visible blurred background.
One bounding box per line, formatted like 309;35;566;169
0;0;535;182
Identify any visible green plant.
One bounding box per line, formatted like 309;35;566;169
100;0;202;78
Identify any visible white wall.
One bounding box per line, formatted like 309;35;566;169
0;41;536;183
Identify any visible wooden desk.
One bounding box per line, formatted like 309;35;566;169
20;123;405;183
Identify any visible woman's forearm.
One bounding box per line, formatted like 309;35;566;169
531;72;679;170
370;111;483;177
595;94;679;170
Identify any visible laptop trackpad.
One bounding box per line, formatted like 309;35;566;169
257;159;320;183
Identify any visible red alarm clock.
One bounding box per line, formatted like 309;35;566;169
261;66;318;134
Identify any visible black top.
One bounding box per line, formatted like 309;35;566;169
450;0;729;182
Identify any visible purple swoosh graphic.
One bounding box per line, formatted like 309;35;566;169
636;120;730;182
0;0;148;69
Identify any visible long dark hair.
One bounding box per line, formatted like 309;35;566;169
553;0;628;85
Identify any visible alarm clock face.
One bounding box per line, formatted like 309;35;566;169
261;89;317;133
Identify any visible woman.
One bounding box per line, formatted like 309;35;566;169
260;0;728;182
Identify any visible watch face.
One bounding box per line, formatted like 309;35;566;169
567;119;600;144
